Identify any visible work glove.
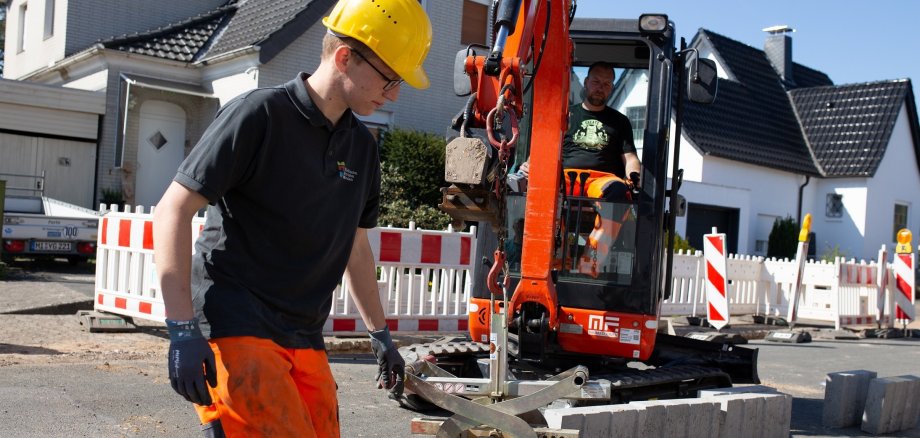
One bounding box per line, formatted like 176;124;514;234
369;326;405;397
166;319;217;406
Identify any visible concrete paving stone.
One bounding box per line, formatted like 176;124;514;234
822;369;877;428
639;403;667;438
714;395;746;438
743;395;765;438
708;393;792;438
581;411;612;438
543;403;644;432
896;375;920;431
632;399;721;438
763;392;793;438
862;375;918;435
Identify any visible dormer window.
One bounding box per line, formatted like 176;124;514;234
17;3;28;53
44;0;55;39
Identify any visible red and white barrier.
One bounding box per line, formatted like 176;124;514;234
703;228;729;329
94;206;476;335
892;229;915;324
94;206;205;322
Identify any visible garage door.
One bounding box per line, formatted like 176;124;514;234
0;132;96;208
686;203;739;254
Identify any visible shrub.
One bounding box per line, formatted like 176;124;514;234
767;216;798;259
378;128;447;209
378;162;451;230
819;243;848;262
665;230;695;253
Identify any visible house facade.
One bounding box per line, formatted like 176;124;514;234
610;28;920;261
3;0;489;207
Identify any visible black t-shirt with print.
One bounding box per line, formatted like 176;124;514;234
174;73;380;350
561;104;637;177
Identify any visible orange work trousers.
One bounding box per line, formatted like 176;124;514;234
562;168;628;199
193;336;339;438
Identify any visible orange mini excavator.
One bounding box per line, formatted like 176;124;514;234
397;1;758;435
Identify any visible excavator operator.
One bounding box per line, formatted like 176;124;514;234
518;61;641;199
517;62;640;277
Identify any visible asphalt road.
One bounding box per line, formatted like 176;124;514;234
1;260;919;437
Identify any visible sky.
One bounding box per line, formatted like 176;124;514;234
573;0;919;98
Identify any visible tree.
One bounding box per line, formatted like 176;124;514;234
767;216;798;259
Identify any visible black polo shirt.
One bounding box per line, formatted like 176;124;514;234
174;73;380;350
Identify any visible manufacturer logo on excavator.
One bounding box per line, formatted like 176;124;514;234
587;314;619;337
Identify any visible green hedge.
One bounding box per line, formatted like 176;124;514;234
378;129;451;230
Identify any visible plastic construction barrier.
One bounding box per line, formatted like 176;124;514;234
703;228;729;329
93;205;476;335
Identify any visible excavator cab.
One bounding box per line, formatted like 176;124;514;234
453;17;686;366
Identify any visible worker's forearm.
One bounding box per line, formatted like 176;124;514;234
153;182;207;321
346;232;387;331
154;207;195;321
625;153;641;178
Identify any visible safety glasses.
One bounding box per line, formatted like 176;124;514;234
349;48;404;92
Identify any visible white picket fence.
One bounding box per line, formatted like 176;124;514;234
664;250;910;329
94;205;914;334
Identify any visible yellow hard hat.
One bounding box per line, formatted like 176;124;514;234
323;0;432;89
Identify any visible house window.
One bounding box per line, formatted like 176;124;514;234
755;239;767;255
626;106;646;145
17;3;28;53
462;0;489;46
43;0;54;39
826;193;843;218
893;203;908;241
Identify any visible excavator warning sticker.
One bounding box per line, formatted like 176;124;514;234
587;315;620;338
619;328;641;345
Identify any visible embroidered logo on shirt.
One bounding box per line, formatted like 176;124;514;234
337;161;357;181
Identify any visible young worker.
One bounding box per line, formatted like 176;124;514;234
152;1;432;436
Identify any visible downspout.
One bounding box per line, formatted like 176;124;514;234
797;175;810;225
117;74;133;169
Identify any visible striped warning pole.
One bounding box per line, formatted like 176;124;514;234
703;227;730;330
893;229;916;327
876;244;889;329
786;214;812;328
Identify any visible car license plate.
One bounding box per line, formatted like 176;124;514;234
32;241;73;252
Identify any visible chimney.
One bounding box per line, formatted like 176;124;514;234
763;25;795;83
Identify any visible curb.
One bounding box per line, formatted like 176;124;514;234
2;300;93;316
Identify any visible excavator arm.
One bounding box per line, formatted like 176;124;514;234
457;0;572;333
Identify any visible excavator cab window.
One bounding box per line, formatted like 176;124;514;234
518;28;661;315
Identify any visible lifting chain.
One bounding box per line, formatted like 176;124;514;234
486;83;519;296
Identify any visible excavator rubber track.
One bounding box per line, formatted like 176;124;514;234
398;340;735;411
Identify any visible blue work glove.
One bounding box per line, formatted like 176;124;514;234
369;326;405;396
166;319;217;406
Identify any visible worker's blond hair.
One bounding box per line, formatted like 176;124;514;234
322;32;374;64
